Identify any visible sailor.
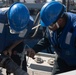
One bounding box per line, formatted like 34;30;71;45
0;2;34;75
27;1;76;75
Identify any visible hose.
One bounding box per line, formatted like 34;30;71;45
31;12;40;37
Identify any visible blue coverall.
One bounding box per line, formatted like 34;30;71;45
32;12;76;74
0;8;34;72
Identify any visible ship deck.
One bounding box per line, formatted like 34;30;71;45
0;52;76;75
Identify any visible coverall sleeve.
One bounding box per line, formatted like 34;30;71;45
32;35;51;53
0;10;8;23
72;15;76;47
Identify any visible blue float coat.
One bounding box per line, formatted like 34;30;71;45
0;9;34;52
48;12;76;65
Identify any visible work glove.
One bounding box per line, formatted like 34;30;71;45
0;54;28;75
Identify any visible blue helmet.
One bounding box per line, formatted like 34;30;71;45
8;2;30;31
40;1;66;27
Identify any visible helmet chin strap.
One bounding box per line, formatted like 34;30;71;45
55;22;60;28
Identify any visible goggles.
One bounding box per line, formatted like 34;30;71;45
9;26;19;34
55;22;60;28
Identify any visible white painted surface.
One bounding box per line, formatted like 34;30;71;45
57;70;76;75
27;52;56;75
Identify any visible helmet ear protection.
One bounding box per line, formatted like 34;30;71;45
40;1;66;27
8;2;30;32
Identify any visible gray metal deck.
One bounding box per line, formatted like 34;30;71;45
1;52;76;75
0;52;56;75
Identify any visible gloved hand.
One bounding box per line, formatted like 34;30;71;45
0;54;28;75
27;48;36;59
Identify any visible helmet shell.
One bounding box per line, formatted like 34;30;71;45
40;1;66;27
8;2;30;31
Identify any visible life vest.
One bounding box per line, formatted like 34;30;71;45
0;9;34;52
48;12;76;65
